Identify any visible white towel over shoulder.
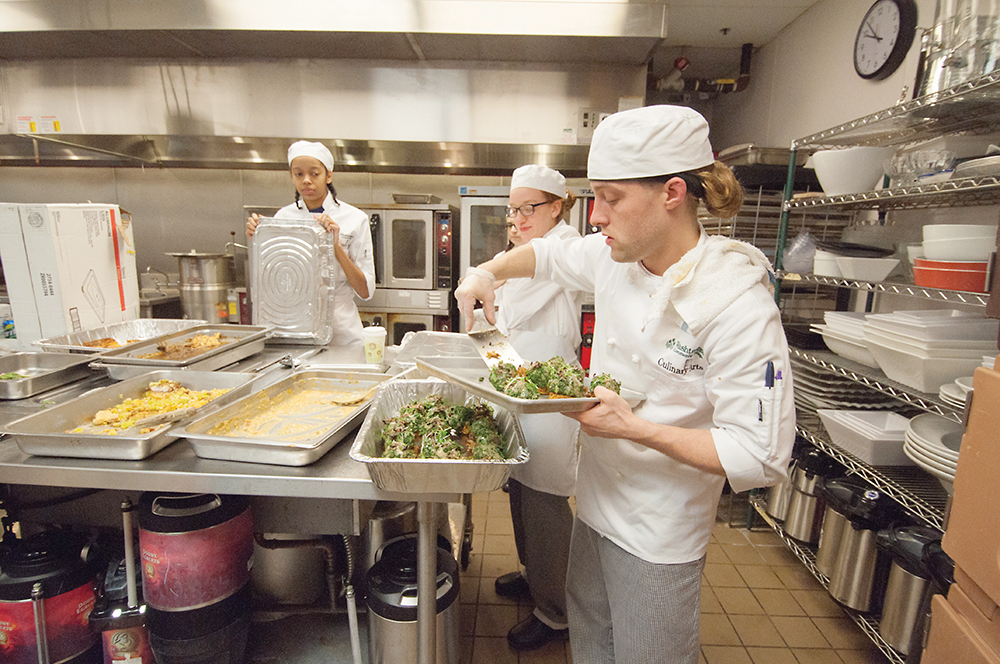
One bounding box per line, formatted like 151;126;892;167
642;234;775;333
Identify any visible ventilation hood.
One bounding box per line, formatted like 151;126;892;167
0;0;666;65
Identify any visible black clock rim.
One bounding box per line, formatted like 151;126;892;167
853;0;918;81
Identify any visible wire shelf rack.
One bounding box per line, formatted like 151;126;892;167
784;176;1000;212
777;273;990;307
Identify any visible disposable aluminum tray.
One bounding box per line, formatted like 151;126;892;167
90;338;266;380
2;370;257;460
414;356;646;414
175;370;396;466
350;379;528;494
0;353;96;400
33;319;209;353
94;324;269;367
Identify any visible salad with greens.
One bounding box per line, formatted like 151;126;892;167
380;394;506;460
489;357;621;400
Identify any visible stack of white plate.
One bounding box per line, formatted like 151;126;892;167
861;310;999;393
811;311;878;368
984;355;997;369
903;413;964;494
938;375;973;408
793;361;899;417
817;409;912;465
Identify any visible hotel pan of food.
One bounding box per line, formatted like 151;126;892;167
33;318;208;353
174;369;396;466
2;370;257;460
351;378;528;494
89;324;269;379
0;352;97;400
415;356;645;414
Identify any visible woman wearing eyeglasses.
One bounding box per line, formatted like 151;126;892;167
490;164;583;651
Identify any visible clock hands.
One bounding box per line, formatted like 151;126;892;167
863;21;883;42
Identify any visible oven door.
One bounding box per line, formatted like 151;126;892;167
359;311;389;328
386;313;434;346
384;210;434;290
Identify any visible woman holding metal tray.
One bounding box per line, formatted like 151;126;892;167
246;140;375;352
491;164;583;651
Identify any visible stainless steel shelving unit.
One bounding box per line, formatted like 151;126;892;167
750;497;902;664
778;272;990;307
785;176;1000;212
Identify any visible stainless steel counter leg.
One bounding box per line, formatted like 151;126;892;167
417;501;438;664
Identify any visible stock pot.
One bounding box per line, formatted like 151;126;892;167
166;251;235;323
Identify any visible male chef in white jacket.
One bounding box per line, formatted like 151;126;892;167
455;104;796;663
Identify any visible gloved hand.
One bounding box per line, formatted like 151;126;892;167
455;267;496;331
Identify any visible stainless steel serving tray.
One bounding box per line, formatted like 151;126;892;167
94;324;270;367
415;356;645;414
90;338;266;380
33;319;209;353
175;370;396;467
351;379;528;494
2;370;258;460
0;353;96;400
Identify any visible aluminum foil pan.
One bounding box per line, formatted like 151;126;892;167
0;353;96;400
351;379;528;494
250;218;335;345
2;370;257;460
390;331;482;372
33;318;208;353
176;370;396;466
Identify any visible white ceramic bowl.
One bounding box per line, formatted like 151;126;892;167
816;409;911;465
905;243;924;264
834;256;899;282
922;224;997;241
811;147;894;196
923;237;996;261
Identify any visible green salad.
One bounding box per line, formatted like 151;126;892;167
380;394;506;460
489;357;620;400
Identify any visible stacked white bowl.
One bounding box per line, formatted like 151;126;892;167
921;224;997;261
903;413;964;494
862;310;999;393
817;409;912;465
811;312;878;368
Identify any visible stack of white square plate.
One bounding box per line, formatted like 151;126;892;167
816;409;912;465
861;310;999;393
793;360;899;417
903;413;964;494
810;311;878;368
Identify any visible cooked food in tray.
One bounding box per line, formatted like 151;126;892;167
69;379;230;435
381;394;506;460
489;357;621;400
82;337;138;349
0;372;27;380
204;381;373;442
138;332;231;361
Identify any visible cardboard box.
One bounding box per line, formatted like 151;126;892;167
16;204;139;337
950;567;1000;659
942;365;1000;608
923;594;1000;664
0;204;44;344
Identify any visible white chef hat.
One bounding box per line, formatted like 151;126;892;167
287;140;335;173
510;164;567;198
588;105;715;181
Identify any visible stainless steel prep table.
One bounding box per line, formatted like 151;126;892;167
0;341;456;664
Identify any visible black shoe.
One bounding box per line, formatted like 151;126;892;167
494;571;531;601
507;614;569;651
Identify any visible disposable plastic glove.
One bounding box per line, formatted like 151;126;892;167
455;267;496;331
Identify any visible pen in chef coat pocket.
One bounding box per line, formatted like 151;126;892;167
758;360;775;422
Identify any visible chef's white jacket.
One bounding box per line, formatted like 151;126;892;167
494;221;582;496
533;231;796;564
275;194;376;350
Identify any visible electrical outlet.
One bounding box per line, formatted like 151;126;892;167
577;108;599;142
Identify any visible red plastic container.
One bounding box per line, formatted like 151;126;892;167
913;258;989;293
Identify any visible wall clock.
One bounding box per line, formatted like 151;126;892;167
853;0;918;80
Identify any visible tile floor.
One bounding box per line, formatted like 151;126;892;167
458;490;890;664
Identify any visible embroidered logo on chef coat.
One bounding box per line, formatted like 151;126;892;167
657;336;705;377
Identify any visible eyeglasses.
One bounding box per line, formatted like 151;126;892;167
505;201;551;219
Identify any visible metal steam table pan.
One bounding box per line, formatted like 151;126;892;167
414;356;645;414
94;324;270;367
350;379;528;494
2;370;258;460
0;353;96;400
175;370;397;467
34;318;208;353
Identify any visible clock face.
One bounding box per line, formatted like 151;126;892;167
855;0;902;77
